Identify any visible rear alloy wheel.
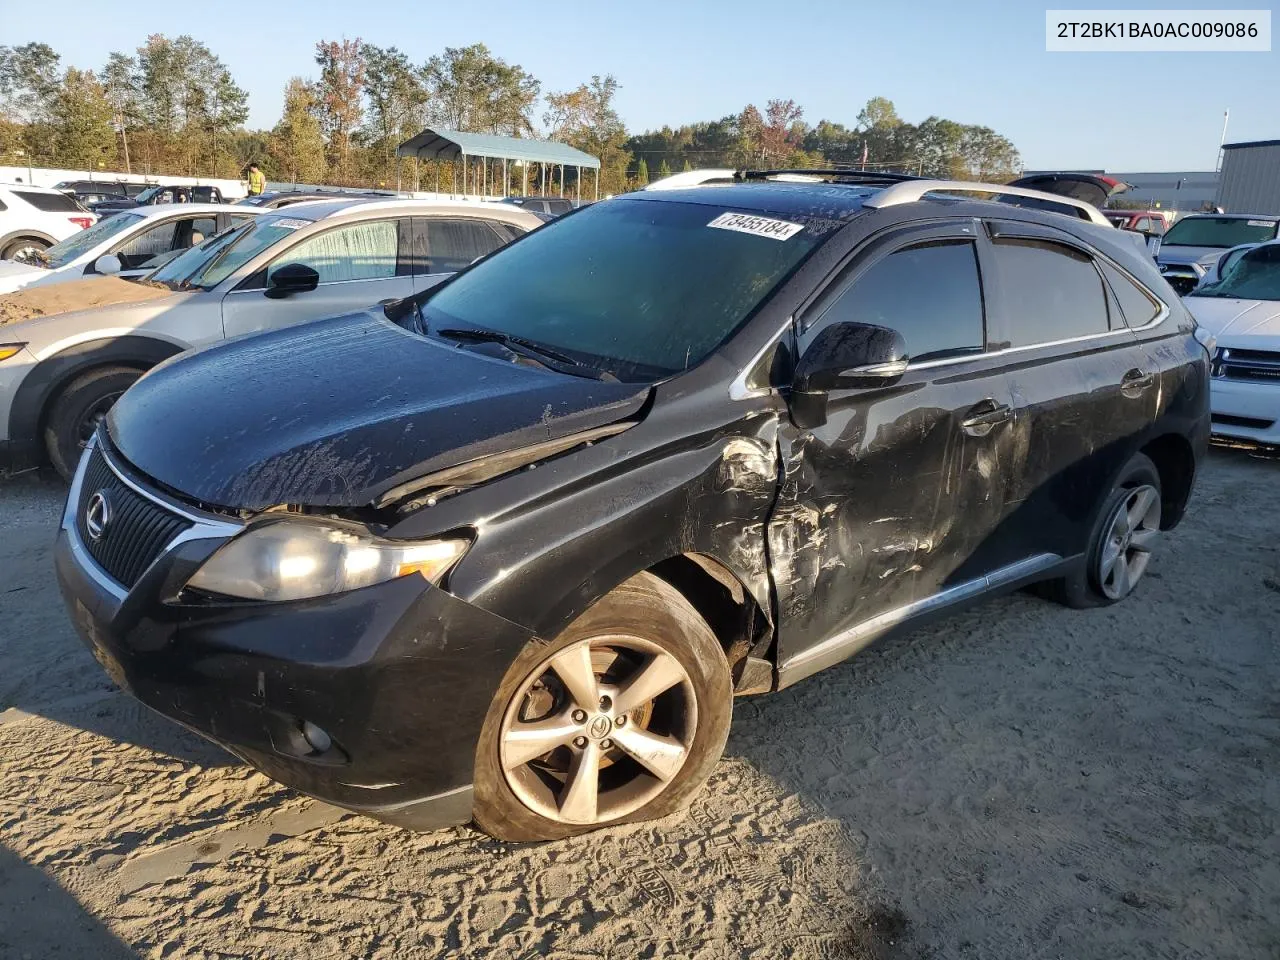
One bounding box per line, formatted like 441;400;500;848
1;237;48;261
1037;452;1163;608
1096;484;1161;601
473;572;732;841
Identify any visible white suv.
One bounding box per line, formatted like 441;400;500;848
0;198;542;477
0;203;261;294
0;184;97;260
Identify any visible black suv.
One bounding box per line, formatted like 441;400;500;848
89;184;228;217
56;172;1210;841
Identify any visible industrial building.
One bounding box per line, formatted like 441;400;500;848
1215;140;1280;214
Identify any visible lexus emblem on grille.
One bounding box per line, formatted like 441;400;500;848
85;490;113;542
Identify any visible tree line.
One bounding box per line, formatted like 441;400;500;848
0;38;1021;195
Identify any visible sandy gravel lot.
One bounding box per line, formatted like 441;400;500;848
2;447;1278;959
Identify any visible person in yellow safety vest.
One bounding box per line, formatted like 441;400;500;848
246;163;266;197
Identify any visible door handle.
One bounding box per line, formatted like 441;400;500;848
1121;369;1155;395
960;399;1012;436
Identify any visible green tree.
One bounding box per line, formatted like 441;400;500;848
362;45;428;186
657;159;672;180
99;52;138;172
681;158;691;172
424;44;539;135
636;157;649;184
270;78;327;185
0;43;61;124
51;67;116;168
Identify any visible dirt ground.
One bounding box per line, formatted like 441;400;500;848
1;447;1278;960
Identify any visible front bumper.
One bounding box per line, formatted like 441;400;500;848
1210;378;1280;445
54;438;536;829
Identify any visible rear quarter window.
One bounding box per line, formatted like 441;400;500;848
14;190;82;212
1101;262;1161;327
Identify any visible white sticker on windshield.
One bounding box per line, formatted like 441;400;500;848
271;217;310;229
707;212;804;241
1247;219;1273;228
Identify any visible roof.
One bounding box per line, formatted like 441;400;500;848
397;128;600;170
1222;139;1280;151
131;202;247;218
267;196;544;227
1173;212;1279;220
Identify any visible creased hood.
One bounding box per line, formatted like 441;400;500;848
107;310;651;510
1185;296;1280;350
1157;247;1221;268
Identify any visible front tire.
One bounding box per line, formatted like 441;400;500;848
44;366;143;479
472;572;733;841
1;237;49;261
1040;452;1162;608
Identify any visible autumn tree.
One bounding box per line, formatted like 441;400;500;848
760;98;803;166
543;74;631;193
313;38;366;182
362;45;427;186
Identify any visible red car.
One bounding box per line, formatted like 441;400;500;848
1104;210;1174;237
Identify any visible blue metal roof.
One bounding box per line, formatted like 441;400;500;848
397;129;600;169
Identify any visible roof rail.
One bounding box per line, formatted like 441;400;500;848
736;169;920;184
644;167;919;191
643;169;737;190
862;179;1110;226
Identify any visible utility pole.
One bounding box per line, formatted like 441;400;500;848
1216;109;1229;172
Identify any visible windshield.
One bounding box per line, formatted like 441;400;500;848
147;214;311;290
1190;244;1280;301
420;197;827;381
37;212;145;268
1161;216;1278;249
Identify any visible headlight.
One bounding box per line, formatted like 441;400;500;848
185;519;469;602
0;343;27;363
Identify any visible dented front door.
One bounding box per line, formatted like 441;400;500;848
769;223;1018;679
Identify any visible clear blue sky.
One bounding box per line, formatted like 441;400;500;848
6;0;1276;171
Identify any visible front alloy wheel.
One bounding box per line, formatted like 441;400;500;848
473;572;732;841
499;637;697;825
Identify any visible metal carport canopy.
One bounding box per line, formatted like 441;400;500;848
396;129;600;169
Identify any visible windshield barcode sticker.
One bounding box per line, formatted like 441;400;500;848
271;217;310;229
707;212;804;241
1247;219;1273;227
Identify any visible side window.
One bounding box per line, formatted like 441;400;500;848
811;240;985;363
113;221;179;267
990;238;1109;346
1149;218;1166;236
188;217;217;245
1134;217;1151;232
424;219;504;273
269;219;399;284
1100;262;1161;327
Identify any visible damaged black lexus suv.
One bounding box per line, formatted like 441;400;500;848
56;172;1211;840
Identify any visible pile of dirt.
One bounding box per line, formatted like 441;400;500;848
0;276;172;327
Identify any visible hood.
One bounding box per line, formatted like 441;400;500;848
1184;296;1280;349
0;275;180;329
107;311;652;511
1157;247;1221;269
1007;173;1130;209
0;259;46;295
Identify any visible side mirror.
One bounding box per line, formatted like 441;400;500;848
790;322;908;429
794;321;909;394
265;263;320;299
93;254;122;275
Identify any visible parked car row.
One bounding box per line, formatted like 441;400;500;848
7;170;1210;841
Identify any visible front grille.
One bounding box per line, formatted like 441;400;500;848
1212;412;1276;430
1214;347;1280;383
77;445;192;588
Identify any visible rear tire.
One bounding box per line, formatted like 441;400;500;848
1038;452;1162;609
44;366;143;479
2;237;49;261
472;572;733;841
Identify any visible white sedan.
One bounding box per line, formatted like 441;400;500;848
1183;239;1280;445
0;204;260;295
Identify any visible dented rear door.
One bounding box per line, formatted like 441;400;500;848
771;221;1017;681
